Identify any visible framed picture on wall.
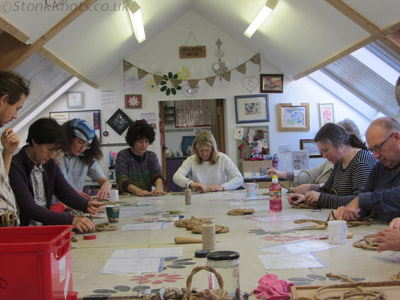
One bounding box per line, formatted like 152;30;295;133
300;139;322;158
234;94;269;124
277;103;310;131
260;74;283;93
319;103;334;127
125;94;142;109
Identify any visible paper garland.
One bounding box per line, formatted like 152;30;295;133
122;53;261;89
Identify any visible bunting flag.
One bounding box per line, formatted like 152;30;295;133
250;53;261;71
188;79;199;89
123;59;134;72
122;53;261;87
170;79;182;89
153;75;164;86
138;68;148;79
205;76;216;87
236;63;246;74
221;71;231;82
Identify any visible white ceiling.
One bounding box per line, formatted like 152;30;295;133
1;0;400;84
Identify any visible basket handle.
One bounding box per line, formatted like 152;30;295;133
185;265;224;297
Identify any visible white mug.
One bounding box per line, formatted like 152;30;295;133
245;183;259;197
327;220;348;245
109;189;119;202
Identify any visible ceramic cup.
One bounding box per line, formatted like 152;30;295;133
327;220;348;244
105;205;120;223
245;183;258;197
109;189;119;202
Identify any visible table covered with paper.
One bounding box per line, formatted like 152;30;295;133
71;189;400;299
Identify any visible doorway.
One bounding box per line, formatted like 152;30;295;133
159;99;225;192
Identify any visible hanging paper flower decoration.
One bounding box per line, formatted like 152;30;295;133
177;66;191;80
146;78;158;94
160;72;182;96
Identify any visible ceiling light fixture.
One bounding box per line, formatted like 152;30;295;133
244;0;278;38
127;1;146;43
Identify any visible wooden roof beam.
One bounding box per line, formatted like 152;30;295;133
0;17;29;43
0;0;98;70
38;47;98;89
294;19;400;80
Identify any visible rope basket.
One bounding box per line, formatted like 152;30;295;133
182;265;231;300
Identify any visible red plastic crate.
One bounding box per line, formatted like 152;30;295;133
0;225;77;300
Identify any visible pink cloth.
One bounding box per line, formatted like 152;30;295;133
253;273;293;300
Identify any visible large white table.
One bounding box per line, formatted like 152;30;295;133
71;189;400;299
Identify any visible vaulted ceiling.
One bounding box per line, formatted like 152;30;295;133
0;0;399;92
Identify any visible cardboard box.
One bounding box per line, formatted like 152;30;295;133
241;160;272;173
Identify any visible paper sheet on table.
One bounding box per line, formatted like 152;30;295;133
258;253;326;269
255;214;309;223
256;222;302;232
112;247;183;258
259;240;340;255
240;205;267;211
102;257;163;274
122;222;173;231
230;200;268;206
119;206;161;217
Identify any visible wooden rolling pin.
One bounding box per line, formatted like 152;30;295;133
174;237;202;244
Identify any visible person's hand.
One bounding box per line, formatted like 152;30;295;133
389;218;400;230
72;216;95;232
207;185;224;192
152;187;167;195
87;200;103;216
293;184;311;195
76;189;92;200
288;193;305;205
135;189;153;197
96;186;111;201
267;168;286;179
1;128;20;155
334;197;360;220
304;191;320;206
190;182;207;192
373;228;400;252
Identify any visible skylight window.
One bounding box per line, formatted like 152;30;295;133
351;48;400;85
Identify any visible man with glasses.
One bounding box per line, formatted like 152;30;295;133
335;117;400;222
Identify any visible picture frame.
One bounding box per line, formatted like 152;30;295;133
319;103;334;127
234;94;269;124
106;108;132;135
125;94;142;109
300;139;322;158
260;74;283;93
67;92;84;108
277;103;310;131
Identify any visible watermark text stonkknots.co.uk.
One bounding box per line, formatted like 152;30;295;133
0;0;131;14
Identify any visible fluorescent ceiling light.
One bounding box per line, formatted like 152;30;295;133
244;0;278;38
127;1;146;43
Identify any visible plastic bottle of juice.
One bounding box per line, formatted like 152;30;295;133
269;175;282;213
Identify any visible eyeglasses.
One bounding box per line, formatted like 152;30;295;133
75;138;91;150
368;132;394;153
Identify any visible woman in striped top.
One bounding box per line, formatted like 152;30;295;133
289;123;376;208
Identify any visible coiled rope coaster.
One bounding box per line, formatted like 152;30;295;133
311;273;400;300
1;211;18;227
353;234;382;250
182;265;231;300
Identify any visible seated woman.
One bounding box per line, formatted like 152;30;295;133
56;119;111;201
115;120;166;197
268;119;361;194
9;118;102;232
288;122;376;208
173;130;243;192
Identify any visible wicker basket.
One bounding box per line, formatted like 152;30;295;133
182;265;232;300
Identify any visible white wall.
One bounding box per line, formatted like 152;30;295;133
18;10;371;178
